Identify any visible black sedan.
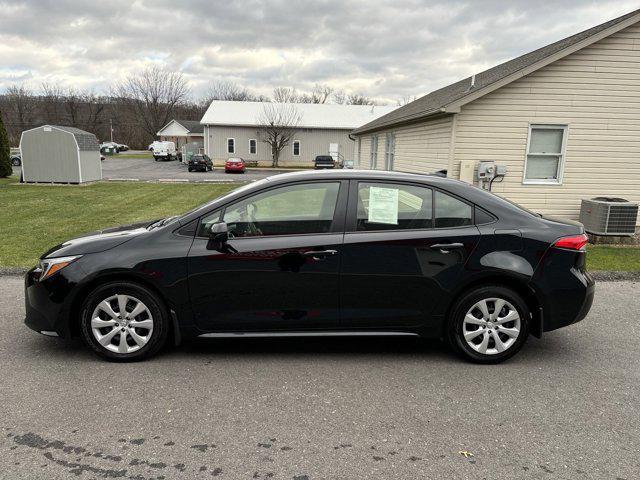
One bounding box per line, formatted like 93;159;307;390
187;154;213;172
24;170;595;362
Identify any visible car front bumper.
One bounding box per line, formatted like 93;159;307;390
24;267;76;338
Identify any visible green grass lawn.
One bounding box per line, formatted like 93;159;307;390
0;176;638;271
0;178;238;268
587;245;640;272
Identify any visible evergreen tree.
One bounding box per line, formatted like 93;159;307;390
0;111;12;178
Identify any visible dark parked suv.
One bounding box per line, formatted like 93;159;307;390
314;155;336;169
188;154;213;172
24;170;594;362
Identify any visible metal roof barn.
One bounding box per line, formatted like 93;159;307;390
19;125;102;183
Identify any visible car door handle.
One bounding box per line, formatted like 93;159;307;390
430;243;465;252
301;249;338;259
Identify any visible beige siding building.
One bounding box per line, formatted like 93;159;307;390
201;101;396;167
353;10;640;226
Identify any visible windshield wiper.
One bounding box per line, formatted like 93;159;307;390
147;216;177;230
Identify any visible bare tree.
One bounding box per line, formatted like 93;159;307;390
397;95;417;106
40;82;65;122
347;93;375;105
257;103;302;167
114;66;190;139
1;85;37;144
273;87;299;103
298;84;334;104
81;91;106;133
201;80;262;105
332;89;347;104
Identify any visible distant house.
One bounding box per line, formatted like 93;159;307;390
157;119;204;149
200;101;397;166
352;9;640;226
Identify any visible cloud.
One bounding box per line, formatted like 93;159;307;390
0;0;639;103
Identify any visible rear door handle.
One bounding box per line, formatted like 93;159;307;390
301;249;338;259
430;243;464;252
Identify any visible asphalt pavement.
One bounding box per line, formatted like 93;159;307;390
12;154;294;183
1;276;639;479
101;155;290;183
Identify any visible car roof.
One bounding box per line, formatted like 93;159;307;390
266;169;455;184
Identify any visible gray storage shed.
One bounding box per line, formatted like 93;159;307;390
20;125;102;183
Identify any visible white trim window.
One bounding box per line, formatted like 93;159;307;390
524;124;568;184
292;140;301;156
249;139;257;155
227;138;235;154
370;135;378;169
385;132;395;171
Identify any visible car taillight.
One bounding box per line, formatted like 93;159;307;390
553;234;589;251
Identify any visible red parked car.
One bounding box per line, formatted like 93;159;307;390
225;157;246;173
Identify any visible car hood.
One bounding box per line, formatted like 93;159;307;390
42;220;156;259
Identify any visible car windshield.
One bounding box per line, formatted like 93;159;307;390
177;179;271;219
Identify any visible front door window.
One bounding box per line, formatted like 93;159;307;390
221;182;341;237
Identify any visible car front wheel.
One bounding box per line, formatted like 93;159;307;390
447;286;529;364
80;282;169;361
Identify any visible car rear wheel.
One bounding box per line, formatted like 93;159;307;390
80;282;169;361
447;286;529;364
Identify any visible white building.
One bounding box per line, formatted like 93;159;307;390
200;101;396;166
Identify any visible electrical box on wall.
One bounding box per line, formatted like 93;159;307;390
459;160;475;183
477;161;496;180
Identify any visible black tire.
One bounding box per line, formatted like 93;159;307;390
80;282;170;362
188;167;193;172
12;158;21;166
447;285;529;364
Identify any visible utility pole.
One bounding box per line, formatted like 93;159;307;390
110;119;114;142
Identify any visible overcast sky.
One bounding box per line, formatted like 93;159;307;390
1;0;639;103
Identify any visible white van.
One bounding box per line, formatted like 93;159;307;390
153;141;177;161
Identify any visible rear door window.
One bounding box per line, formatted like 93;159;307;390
356;182;433;231
434;191;473;228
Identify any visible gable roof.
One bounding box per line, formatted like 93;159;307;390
22;125;99;151
200;100;397;130
157;119;204;135
353;8;640;135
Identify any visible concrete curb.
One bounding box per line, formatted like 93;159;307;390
1;268;638;281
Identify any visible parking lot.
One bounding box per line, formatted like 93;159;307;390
101;154;291;183
1;276;638;479
12;153;294;184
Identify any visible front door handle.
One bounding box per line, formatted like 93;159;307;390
430;243;464;253
301;249;338;259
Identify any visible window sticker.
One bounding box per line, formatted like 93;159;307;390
368;186;399;224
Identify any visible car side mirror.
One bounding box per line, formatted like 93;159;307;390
209;222;229;243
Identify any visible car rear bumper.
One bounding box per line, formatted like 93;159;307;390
536;268;595;333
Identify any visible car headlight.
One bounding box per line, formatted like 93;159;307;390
37;255;82;281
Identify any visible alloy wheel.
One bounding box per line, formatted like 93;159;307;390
462;298;521;355
91;294;154;354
